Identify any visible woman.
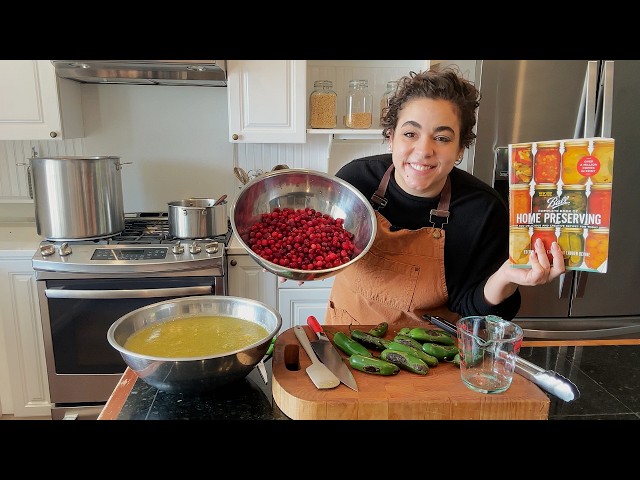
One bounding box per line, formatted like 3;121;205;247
325;67;565;326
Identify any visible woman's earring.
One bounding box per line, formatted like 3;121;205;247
388;144;392;152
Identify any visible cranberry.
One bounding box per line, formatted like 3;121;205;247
242;207;356;271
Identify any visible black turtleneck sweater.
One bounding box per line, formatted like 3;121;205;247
335;153;521;320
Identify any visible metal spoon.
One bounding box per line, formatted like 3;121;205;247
233;167;249;185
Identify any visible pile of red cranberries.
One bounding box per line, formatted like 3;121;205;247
242;207;356;270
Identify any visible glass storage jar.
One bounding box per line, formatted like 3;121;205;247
379;80;399;124
309;80;337;129
345;79;373;129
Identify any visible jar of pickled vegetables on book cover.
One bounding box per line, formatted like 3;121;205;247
509;184;531;226
531;227;557;262
558;227;585;268
532;183;558;216
585;227;609;271
509;227;531;265
560;184;588;218
534;141;561;184
591;138;614;184
588;183;612;227
511;143;533;184
561;139;590;185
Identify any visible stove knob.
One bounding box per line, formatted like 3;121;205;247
59;242;72;256
205;242;219;254
189;242;202;254
40;244;55;257
172;241;185;254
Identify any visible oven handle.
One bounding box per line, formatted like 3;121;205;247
44;285;213;299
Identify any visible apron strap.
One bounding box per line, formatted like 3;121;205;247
429;175;451;228
370;163;394;209
371;163;451;230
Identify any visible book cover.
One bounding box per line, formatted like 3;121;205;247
508;137;614;273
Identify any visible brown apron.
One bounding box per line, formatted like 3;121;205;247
326;165;458;327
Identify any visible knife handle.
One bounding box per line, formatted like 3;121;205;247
307;315;330;341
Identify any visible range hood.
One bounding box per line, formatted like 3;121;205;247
52;60;227;87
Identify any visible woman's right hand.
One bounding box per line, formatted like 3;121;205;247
263;269;305;286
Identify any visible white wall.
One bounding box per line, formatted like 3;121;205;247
0;81;391;221
81;84;234;212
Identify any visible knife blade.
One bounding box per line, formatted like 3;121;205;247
307;316;359;392
424;314;580;402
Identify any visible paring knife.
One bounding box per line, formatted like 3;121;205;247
424;314;581;402
256;336;276;384
307;316;359;391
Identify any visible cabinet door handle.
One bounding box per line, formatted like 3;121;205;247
230;259;237;266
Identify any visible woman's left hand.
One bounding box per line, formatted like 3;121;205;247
504;237;566;286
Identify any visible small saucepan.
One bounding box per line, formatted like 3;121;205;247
168;197;228;239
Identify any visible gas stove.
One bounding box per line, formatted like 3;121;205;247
33;212;232;276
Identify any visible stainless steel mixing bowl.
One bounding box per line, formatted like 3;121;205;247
107;295;282;393
231;168;377;281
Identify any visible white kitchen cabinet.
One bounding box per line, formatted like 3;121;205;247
227;60;306;143
234;60;430;175
0;251;50;417
227;253;278;312
277;277;334;332
0;60;84;141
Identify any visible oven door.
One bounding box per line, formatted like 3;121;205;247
38;276;220;410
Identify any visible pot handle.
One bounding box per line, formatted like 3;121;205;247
115;161;133;171
201;209;207;215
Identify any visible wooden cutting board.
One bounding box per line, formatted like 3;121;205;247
272;325;550;420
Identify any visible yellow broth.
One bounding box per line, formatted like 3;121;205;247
123;315;269;358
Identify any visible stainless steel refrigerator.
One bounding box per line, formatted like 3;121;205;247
441;60;640;339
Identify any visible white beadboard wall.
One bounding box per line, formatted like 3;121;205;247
0;138;85;202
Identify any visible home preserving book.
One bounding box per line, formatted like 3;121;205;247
508;137;614;273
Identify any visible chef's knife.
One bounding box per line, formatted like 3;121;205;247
307;316;359;392
424;314;581;402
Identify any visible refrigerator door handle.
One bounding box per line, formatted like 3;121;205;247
599;61;614;137
574;270;588;299
583;61;599;138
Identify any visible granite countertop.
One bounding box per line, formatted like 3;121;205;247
99;339;640;421
99;358;290;420
0;221;42;252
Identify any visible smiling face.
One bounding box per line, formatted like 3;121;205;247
389;97;465;198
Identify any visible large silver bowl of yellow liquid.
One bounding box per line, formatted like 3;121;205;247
107;295;281;393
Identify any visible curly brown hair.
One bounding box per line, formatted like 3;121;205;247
380;66;481;150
